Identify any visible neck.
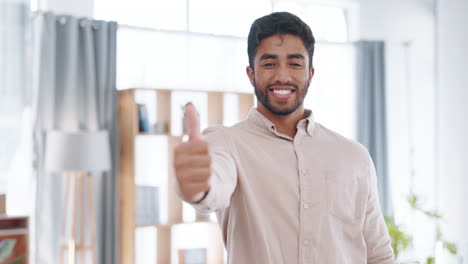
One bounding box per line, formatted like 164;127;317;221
257;103;305;138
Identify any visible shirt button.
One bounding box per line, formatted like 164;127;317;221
303;239;310;246
303;203;310;209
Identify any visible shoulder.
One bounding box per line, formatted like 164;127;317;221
314;123;371;163
202;119;249;139
201;122;238;146
202;125;230;144
201;120;252;148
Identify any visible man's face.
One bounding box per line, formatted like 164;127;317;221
247;34;314;116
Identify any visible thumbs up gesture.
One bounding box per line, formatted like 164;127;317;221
174;103;211;203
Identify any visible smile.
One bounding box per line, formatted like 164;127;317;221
272;89;293;95
268;88;296;100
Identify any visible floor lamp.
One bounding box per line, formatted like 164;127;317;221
45;130;111;264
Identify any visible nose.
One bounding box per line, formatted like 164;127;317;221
273;65;293;84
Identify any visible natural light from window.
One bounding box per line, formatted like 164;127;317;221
1;0;32;216
95;0;187;30
188;0;271;37
273;2;349;42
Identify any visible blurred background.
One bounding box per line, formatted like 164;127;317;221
0;0;467;263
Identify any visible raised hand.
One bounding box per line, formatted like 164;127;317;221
174;103;211;203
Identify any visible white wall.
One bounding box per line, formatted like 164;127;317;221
352;0;438;261
356;0;468;261
38;0;93;17
436;0;468;261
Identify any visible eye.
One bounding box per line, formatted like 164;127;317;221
262;63;275;67
291;63;303;67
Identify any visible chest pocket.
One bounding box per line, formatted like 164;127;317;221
326;171;366;224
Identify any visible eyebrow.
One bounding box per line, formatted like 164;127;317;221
259;54;277;60
258;53;305;60
287;54;305;60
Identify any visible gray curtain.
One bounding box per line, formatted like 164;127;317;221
32;12;118;264
356;41;392;218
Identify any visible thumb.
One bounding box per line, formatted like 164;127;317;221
184;103;201;140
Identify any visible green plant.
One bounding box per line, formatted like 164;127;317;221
385;193;458;264
385;216;412;259
407;193;458;262
10;255;25;264
0;240;17;262
0;239;25;264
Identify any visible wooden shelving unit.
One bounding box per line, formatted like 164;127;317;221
0;194;5;214
118;88;254;264
0;215;29;263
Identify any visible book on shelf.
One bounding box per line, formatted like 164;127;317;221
178;248;207;264
137;104;150;133
136;186;160;226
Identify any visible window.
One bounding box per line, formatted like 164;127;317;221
303;43;356;139
96;0;350;41
188;0;271;37
273;1;349;42
95;0;187;30
116;28;252;92
106;0;357;141
0;0;32;214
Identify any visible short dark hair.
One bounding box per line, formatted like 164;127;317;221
247;12;315;69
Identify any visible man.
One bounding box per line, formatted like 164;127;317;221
174;12;394;263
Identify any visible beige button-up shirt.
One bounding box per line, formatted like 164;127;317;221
185;108;394;264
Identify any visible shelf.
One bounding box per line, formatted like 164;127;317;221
0;215;29;264
123;87;253;96
0;194;5;214
137;132;171;136
135;219;216;229
0;215;28;229
0;228;28;236
118;88;254;264
171;222;224;264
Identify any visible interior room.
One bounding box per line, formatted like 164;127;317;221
1;0;467;263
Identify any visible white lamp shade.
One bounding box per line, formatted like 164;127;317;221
45;130;112;172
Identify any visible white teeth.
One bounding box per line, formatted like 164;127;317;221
273;90;292;95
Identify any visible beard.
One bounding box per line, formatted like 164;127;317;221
254;78;310;116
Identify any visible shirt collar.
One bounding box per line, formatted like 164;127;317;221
247;108;316;137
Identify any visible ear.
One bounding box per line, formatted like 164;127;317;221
246;66;255;86
308;67;315;82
